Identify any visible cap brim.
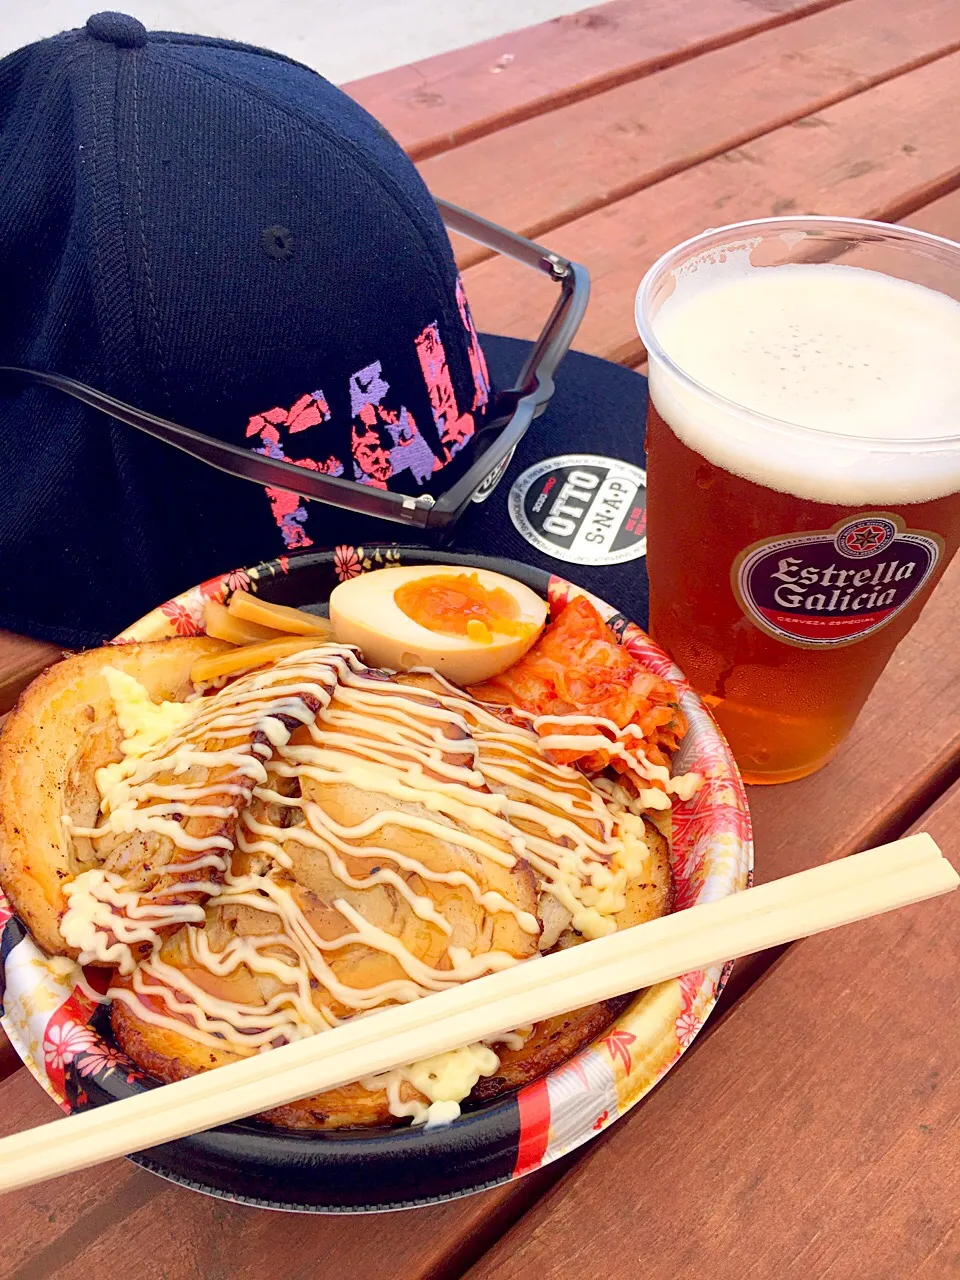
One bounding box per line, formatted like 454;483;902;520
451;335;650;628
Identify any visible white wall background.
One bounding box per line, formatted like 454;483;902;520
3;0;591;84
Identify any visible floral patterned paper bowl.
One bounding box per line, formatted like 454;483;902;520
0;548;752;1213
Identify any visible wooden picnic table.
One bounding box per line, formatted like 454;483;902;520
1;1;959;1275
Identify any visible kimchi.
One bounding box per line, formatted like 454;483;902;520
470;595;689;800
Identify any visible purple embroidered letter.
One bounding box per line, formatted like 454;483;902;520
349;360;437;489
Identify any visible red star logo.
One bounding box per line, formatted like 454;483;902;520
846;524;886;553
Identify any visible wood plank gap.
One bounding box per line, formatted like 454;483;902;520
6;1173;162;1280
406;0;857;162
455;37;960;271
904;186;960;238
876;167;960;226
424;1166;573;1280
0;1038;23;1087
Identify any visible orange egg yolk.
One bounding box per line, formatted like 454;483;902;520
394;574;534;644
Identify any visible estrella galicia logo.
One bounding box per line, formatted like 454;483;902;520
733;512;943;648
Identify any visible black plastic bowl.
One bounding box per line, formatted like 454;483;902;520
7;546;747;1212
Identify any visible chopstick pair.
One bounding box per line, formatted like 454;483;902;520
0;832;955;1194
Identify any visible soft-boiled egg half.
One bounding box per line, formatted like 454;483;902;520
329;565;547;685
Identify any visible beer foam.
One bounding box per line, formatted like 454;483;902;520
645;260;960;504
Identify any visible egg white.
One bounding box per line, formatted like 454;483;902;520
329;565;547;684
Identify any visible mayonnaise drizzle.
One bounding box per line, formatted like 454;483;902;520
60;643;695;1123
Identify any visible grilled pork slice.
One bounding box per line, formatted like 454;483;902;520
0;639;228;957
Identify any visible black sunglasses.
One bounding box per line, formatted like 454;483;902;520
1;201;589;538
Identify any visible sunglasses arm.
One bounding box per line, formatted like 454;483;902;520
0;367;437;526
435;198;590;408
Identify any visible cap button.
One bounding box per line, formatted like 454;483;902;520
86;12;148;48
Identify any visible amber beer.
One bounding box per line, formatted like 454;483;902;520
635;219;960;784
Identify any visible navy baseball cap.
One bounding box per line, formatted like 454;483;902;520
0;13;650;646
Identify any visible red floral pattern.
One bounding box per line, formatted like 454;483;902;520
198;576;228;603
198;568;250;602
43;1022;97;1072
74;1044;140;1079
334;545;363;582
226;568;252;593
676;969;708;1048
160;598;204;636
599;1029;637;1074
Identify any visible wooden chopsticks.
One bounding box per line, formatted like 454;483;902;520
0;832;954;1194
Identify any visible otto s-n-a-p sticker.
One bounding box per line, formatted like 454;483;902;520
508;454;647;566
733;513;943;648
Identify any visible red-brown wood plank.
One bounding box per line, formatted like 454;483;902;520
0;1035;19;1084
426;0;960;270
904;187;960;239
460;51;960;361
345;0;854;160
465;789;960;1280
